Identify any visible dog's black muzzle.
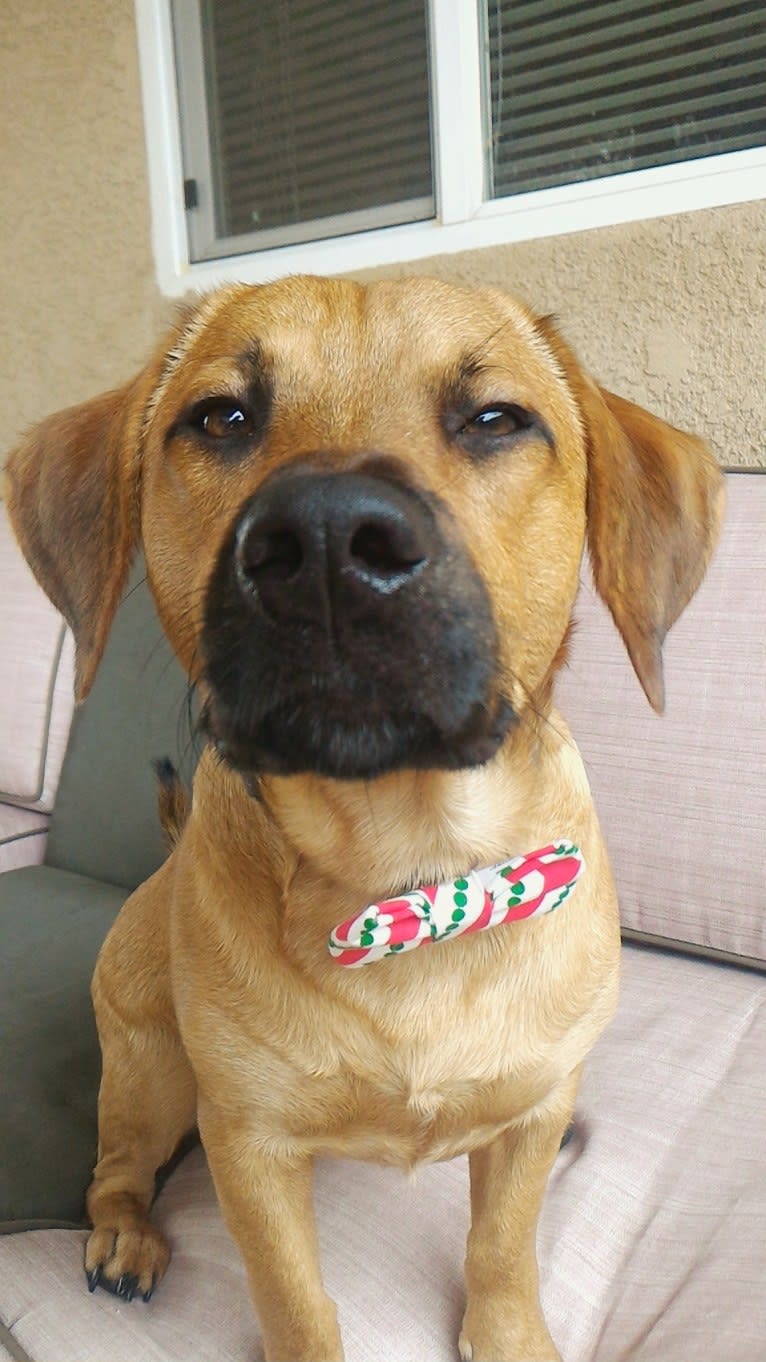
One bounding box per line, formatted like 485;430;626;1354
200;464;513;779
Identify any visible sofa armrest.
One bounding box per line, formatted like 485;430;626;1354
0;504;76;816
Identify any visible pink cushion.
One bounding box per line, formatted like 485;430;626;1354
558;471;766;966
0;507;75;812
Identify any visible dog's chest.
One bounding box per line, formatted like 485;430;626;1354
254;959;568;1167
355;1048;539;1165
359;986;552;1148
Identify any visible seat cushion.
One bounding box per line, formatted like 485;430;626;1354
0;944;763;1361
0;866;128;1226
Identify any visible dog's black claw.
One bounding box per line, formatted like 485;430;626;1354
117;1273;139;1302
96;1271;139;1301
86;1266;148;1302
142;1278;156;1304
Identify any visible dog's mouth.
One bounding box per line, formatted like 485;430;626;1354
200;686;515;782
198;465;515;781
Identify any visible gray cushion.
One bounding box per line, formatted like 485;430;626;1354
44;564;197;891
0;866;127;1226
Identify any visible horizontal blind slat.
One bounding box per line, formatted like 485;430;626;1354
215;64;430;122
493;43;760;111
489;0;763;51
214;11;425;64
495;107;766;170
494;15;764;81
494;138;761;194
220;117;430;163
493;72;766;141
493;126;764;195
490;0;728;29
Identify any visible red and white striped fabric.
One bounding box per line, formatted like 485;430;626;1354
328;841;584;967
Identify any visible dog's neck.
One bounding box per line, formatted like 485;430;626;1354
256;717;573;902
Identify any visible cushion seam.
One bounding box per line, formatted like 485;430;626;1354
0;828;47;850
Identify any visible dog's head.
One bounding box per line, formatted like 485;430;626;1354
4;276;723;781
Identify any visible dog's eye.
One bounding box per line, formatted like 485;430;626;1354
462;405;530;438
452;402;551;457
196;401;254;440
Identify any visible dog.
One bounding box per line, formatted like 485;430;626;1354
4;275;723;1362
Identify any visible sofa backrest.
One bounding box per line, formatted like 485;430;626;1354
43;561;198;891
557;470;766;970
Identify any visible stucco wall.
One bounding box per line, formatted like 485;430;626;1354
0;0;165;452
1;0;764;470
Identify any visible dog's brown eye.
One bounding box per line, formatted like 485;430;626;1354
462;405;529;438
451;401;553;457
199;402;254;440
172;384;271;456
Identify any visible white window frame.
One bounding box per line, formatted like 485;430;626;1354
136;0;766;298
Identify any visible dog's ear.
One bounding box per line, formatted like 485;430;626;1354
536;316;724;712
3;341;175;701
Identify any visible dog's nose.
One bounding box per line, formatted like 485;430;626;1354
234;469;436;622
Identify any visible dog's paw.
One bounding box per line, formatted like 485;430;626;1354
459;1335;559;1362
459;1303;560;1362
84;1222;170;1303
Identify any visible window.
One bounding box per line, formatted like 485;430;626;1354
135;0;766;294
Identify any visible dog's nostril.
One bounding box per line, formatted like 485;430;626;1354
241;528;303;583
350;522;424;576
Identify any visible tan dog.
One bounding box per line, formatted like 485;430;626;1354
4;276;723;1362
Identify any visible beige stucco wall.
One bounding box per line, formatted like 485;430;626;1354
0;0;165;450
1;0;764;472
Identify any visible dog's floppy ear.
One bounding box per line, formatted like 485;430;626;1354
3;342;174;701
536;316;724;712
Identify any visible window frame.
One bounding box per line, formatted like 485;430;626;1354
135;0;766;297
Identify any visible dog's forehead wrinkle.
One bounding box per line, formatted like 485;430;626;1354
235;278;506;371
238;337;268;378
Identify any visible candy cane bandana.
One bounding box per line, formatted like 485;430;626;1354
328;841;584;967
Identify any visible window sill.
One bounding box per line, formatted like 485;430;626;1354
148;147;764;298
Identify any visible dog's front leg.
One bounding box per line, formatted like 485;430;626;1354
199;1102;343;1362
460;1073;579;1362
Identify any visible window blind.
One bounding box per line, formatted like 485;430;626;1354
177;0;433;259
485;0;766;197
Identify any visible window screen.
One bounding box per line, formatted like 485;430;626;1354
485;0;766;198
173;0;434;261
